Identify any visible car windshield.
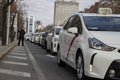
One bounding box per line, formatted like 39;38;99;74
83;16;120;31
55;28;62;35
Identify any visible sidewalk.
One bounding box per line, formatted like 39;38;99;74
0;40;18;58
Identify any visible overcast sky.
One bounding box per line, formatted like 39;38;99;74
25;0;99;26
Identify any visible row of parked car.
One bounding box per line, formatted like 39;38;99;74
25;26;62;54
26;10;120;80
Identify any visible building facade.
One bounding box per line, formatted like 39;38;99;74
34;21;43;32
84;0;120;14
99;0;120;14
54;0;79;26
27;16;35;34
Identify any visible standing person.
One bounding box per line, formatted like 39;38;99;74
18;28;25;46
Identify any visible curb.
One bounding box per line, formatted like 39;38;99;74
0;40;18;58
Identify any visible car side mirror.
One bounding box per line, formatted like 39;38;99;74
68;27;78;34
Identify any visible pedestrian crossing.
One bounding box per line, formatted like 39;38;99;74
2;61;28;66
10;53;26;56
0;46;33;80
7;55;27;60
0;68;31;78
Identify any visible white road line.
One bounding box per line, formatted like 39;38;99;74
10;53;26;56
2;61;28;66
11;51;26;53
0;68;31;78
7;55;27;60
46;54;55;58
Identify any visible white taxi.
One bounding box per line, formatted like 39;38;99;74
57;12;120;80
46;26;62;54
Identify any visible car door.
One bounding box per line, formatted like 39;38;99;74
64;15;81;63
67;15;83;64
61;15;79;61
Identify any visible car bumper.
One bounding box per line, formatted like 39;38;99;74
86;49;120;79
105;60;120;80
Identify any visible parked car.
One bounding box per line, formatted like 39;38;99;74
46;26;62;54
24;34;32;41
57;12;120;80
41;30;50;49
31;33;39;43
38;32;45;46
34;33;40;44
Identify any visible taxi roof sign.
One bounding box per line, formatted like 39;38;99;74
98;8;112;14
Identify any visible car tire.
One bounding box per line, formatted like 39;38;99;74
76;53;86;80
57;48;66;67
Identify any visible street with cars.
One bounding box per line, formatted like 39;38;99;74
0;0;120;80
0;10;120;80
24;11;120;80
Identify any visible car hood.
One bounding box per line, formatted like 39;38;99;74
90;31;120;48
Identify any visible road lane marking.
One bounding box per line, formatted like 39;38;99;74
2;61;28;66
7;55;27;60
0;68;31;78
46;54;55;58
11;51;26;53
10;53;26;56
25;43;47;80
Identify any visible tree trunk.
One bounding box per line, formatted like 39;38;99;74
2;6;8;45
10;13;16;42
2;0;14;45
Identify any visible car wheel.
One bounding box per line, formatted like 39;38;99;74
76;53;85;80
57;48;66;66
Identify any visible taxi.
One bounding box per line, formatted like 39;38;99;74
46;26;62;54
57;11;120;79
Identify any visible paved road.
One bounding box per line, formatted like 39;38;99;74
0;46;38;80
0;41;101;80
25;41;101;80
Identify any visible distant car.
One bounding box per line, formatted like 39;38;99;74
31;33;39;43
41;30;50;49
24;34;31;41
38;32;45;46
46;26;62;54
34;33;40;44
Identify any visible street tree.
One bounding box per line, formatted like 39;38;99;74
9;0;27;42
2;0;15;45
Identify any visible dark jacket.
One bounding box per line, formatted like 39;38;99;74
18;29;25;38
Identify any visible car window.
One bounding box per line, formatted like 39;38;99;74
64;15;82;34
55;28;62;35
75;16;82;34
83;16;120;31
63;16;75;30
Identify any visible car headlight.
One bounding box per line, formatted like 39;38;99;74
88;38;115;51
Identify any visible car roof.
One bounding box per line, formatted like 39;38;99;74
77;13;120;17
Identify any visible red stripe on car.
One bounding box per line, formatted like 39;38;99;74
66;35;78;60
